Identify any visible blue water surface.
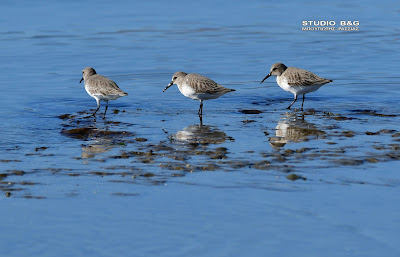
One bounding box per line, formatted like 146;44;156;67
1;0;400;256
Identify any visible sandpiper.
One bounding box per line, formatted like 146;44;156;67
260;63;332;109
80;67;128;118
163;71;235;116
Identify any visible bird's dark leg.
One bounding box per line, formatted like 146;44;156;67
301;94;305;110
287;95;298;109
198;100;203;116
92;100;101;117
103;101;109;119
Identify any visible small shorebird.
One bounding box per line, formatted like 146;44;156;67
80;67;128;119
163;71;235;116
260;63;332;109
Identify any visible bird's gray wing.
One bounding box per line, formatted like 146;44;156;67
186;74;232;94
87;75;127;96
285;67;331;87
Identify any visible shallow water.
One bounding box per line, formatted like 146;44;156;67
1;0;400;256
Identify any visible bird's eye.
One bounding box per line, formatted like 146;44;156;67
273;68;277;71
173;77;177;80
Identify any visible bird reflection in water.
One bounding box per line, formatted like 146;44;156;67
61;125;132;159
81;138;114;159
171;118;234;146
269;112;325;148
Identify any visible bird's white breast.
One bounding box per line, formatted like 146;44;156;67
277;76;323;96
277;76;294;93
85;83;121;101
84;83;94;97
178;83;199;100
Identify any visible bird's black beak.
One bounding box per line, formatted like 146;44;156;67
260;73;271;84
79;78;84;83
163;81;173;92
